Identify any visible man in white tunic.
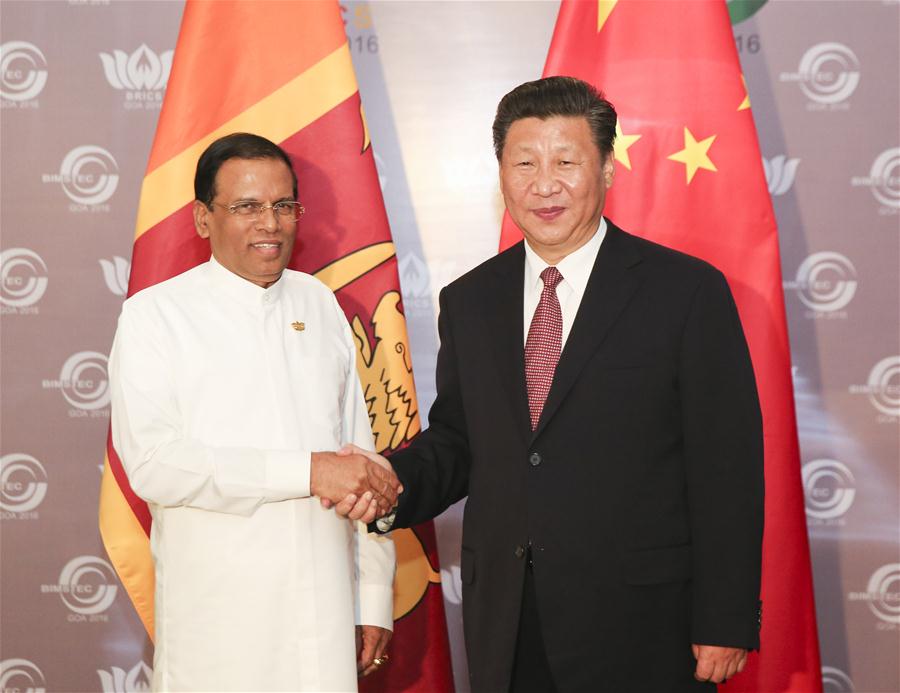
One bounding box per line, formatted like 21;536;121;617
109;133;400;691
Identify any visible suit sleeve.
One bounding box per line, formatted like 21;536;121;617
109;301;311;516
387;286;472;529
680;269;764;649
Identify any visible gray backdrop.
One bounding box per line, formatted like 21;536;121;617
1;1;898;692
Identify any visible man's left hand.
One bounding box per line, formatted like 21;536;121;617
357;625;392;677
692;644;747;684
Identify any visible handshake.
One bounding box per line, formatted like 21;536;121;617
310;445;401;523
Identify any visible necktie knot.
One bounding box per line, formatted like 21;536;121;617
540;266;563;291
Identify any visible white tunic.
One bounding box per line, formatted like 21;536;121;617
109;258;395;692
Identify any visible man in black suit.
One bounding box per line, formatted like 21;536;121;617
333;76;764;692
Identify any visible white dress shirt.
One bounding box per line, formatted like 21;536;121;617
109;257;394;692
523;218;607;347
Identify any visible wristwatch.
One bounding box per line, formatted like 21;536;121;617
375;510;397;533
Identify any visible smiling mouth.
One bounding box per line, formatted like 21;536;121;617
533;207;565;220
249;241;283;256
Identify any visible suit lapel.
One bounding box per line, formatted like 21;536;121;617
482;243;532;443
531;223;644;440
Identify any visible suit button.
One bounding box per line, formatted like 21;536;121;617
514;545;526;559
528;452;542;467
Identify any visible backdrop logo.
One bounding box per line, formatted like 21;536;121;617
97;661;152;693
848;563;900;629
0;658;46;692
784;251;856;317
849;356;900;420
41;555;118;620
42;145;119;209
42;351;111;416
802;459;855;523
0;248;48;313
0;41;47;105
100;256;130;296
100;44;172;110
780;42;859;109
763;155;800;196
0;454;48;518
821;666;854;692
851;147;900;213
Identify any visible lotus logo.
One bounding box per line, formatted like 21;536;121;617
100;44;172;91
796;42;860;104
791;251;857;313
0;453;48;513
802;459;855;520
1;248;48;308
821;666;854;692
100;256;131;296
762;155;800;196
851;147;900;209
0;658;46;693
97;661;152;693
57;145;119;205
0;41;48;102
44;555;118;615
59;351;110;411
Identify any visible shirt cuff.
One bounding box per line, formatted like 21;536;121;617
356;583;395;631
264;449;311;501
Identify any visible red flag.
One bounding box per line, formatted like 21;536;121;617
98;2;453;690
500;1;821;690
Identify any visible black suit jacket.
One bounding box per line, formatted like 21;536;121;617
388;222;764;692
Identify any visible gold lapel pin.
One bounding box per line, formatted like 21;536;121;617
291;321;305;332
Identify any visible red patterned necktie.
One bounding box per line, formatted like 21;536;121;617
525;266;564;430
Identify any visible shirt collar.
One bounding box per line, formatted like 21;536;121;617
204;255;286;308
523;217;607;294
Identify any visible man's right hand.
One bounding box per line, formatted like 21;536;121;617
310;451;401;518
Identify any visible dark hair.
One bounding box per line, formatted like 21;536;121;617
492;76;617;161
194;132;298;206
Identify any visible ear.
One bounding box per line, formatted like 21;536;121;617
603;155;615;188
193;200;211;239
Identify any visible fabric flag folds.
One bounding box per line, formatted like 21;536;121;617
97;2;454;691
499;1;822;691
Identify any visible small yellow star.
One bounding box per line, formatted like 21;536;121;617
597;0;618;31
667;127;718;184
613;121;642;170
738;75;751;111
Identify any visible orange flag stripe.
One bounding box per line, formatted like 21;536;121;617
134;42;357;240
147;0;347;173
98;457;155;637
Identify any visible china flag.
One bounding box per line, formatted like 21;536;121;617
97;2;454;691
500;1;822;691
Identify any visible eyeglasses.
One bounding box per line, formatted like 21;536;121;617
210;200;305;221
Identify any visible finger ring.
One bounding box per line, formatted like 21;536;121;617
373;657;384;667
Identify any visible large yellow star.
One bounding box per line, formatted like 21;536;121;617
667;127;718;184
597;0;618;31
738;75;751;111
613;121;641;170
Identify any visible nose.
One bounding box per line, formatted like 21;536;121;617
532;166;561;197
256;205;279;232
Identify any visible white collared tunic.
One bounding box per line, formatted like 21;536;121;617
109;258;395;692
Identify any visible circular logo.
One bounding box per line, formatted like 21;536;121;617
866;356;900;417
58;145;119;205
821;665;854;692
798;42;860;104
0;41;48;102
0;453;48;513
0;658;46;692
794;251;857;312
869;147;900;209
801;459;855;520
57;555;118;615
0;248;48;308
59;351;110;411
865;563;900;624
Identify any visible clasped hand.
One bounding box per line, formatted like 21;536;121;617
310;446;400;523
